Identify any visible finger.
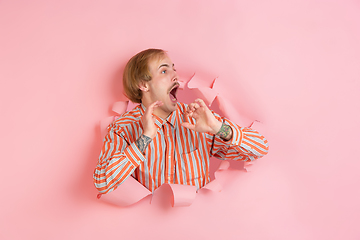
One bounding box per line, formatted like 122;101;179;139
189;102;200;111
189;103;200;114
146;101;163;114
152;100;163;109
189;103;196;111
181;122;195;131
186;105;194;114
183;111;195;123
193;103;200;110
195;98;206;107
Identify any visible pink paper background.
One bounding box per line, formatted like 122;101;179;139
1;0;360;239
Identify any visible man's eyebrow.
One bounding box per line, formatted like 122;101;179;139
158;63;175;69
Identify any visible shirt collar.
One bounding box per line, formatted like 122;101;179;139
166;108;178;127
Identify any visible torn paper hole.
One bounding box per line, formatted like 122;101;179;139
97;73;264;207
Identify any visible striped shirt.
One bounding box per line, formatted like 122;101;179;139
93;102;268;194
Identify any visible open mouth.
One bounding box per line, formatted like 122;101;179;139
169;83;179;103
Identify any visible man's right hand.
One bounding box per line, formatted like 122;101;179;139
142;100;163;139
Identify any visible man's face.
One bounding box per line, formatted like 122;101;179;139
145;54;180;119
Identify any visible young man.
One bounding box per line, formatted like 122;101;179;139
94;49;268;194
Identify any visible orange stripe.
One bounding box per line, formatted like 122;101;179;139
151;138;157;190
157;134;163;188
194;132;202;187
169;126;175;184
177;122;186;185
199;134;209;185
243;136;268;155
183;129;192;185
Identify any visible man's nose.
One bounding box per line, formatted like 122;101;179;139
171;71;179;82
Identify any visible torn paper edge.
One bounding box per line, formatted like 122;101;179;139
97;73;263;207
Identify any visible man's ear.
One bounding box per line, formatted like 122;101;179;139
139;81;148;92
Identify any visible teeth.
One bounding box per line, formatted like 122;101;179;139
170;94;176;101
169;93;176;102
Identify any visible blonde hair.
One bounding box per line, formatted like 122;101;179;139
123;48;166;103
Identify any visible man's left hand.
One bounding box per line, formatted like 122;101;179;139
181;98;222;134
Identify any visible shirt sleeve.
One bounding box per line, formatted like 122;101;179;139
209;113;269;162
93;127;146;194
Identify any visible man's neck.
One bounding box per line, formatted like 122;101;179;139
141;102;171;120
152;108;171;120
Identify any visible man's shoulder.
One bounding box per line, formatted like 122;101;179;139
177;102;188;112
109;105;142;130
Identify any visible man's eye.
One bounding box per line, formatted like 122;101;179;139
161;70;166;74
